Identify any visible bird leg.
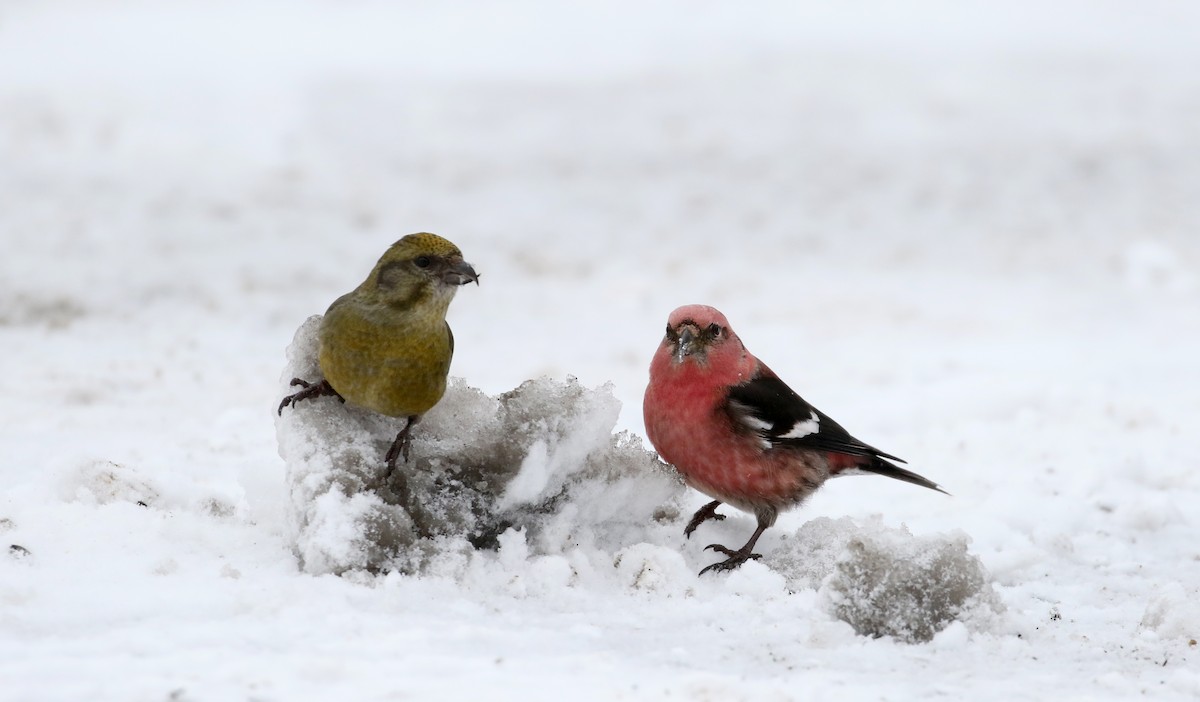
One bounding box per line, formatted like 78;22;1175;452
699;519;770;575
683;500;726;539
383;415;420;475
277;378;343;415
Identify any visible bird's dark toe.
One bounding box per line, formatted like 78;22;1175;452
277;378;341;416
383;438;408;476
698;560;735;576
684;514;725;539
683;500;726;539
698;546;762;575
383;417;418;476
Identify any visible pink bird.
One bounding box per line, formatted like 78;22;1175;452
643;304;946;575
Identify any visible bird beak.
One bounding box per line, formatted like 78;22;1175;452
674;327;696;364
442;260;480;286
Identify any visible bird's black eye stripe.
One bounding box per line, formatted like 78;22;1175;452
414;255;432;269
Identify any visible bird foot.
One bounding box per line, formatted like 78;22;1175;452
683;500;726;539
382;415;419;476
698;544;763;575
383;434;409;474
277;378;343;415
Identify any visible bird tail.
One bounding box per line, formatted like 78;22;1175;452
859;457;950;495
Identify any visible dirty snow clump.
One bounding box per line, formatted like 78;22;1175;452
275;316;684;575
772;517;1005;643
1139;583;1200;641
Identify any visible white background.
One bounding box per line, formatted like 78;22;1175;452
2;1;1198;699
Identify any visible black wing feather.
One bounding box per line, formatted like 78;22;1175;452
725;375;906;464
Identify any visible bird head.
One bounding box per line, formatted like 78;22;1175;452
363;232;479;309
662;304;736;366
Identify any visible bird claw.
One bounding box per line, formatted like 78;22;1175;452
383;434;411;475
382;415;419;477
683;500;726;539
698;544;763;575
277;378;342;415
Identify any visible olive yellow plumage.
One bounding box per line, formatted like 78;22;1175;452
279;232;479;470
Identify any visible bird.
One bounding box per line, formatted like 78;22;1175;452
278;232;479;474
643;304;946;575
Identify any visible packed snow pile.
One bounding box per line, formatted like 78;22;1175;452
275;316;686;575
1140;584;1200;641
772;517;1005;643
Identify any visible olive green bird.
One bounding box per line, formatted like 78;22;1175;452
278;233;479;473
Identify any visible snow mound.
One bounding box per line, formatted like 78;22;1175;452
58;460;161;506
773;517;1004;643
275;316;685;575
53;459;244;518
1140;583;1200;641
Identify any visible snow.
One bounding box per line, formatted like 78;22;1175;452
277;315;682;575
3;0;1200;699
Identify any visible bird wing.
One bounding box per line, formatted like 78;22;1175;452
724;370;906;464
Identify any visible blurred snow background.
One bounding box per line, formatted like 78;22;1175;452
2;0;1199;699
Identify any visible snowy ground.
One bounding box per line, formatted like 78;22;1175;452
3;1;1200;699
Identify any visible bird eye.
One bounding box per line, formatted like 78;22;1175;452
414;255;432;269
707;323;721;338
